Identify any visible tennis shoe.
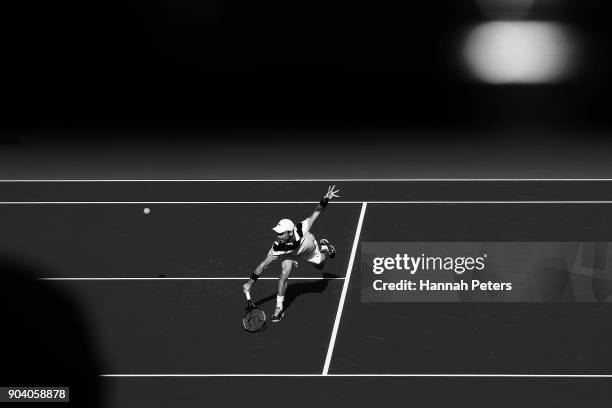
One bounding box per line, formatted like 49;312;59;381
320;238;336;258
272;306;284;323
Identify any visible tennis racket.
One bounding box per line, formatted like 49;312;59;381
243;292;266;333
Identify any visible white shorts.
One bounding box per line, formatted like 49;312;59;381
282;238;323;265
300;240;323;265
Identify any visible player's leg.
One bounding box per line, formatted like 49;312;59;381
304;236;336;270
303;240;327;270
273;259;293;322
278;259;294;297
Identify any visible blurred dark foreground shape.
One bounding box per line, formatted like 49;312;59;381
0;253;104;407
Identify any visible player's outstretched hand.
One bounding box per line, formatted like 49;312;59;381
243;281;252;294
324;185;341;200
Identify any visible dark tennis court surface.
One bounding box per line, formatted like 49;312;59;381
332;204;612;374
0;203;360;278
54;279;344;374
2;180;612;407
102;377;612;408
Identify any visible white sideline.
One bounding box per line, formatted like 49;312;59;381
322;202;368;375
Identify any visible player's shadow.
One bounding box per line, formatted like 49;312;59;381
256;272;338;311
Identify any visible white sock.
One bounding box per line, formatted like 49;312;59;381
321;245;329;253
276;295;284;309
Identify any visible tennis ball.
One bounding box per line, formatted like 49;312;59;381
143;208;151;214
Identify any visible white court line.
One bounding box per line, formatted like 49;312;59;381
100;373;612;378
2;201;612;204
0;201;348;204
322;202;368;376
3;179;612;182
41;277;344;281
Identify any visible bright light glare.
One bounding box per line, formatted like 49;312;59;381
463;22;575;84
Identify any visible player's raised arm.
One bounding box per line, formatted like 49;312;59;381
307;185;340;228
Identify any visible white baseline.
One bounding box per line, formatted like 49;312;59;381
100;373;612;378
3;179;612;182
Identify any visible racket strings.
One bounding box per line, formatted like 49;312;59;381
243;308;266;332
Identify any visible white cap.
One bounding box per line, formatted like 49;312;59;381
272;219;295;234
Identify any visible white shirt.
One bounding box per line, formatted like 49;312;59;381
268;219;317;259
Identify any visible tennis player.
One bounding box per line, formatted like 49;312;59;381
242;185;341;322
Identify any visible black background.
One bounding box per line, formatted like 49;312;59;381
2;0;612;139
3;3;612;405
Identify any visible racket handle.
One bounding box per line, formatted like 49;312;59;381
244;290;251;301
